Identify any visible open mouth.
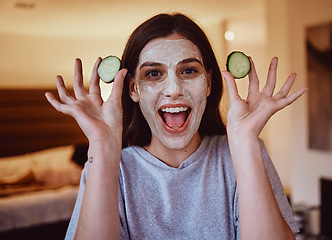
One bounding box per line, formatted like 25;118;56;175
159;106;191;130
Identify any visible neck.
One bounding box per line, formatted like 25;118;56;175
144;133;202;168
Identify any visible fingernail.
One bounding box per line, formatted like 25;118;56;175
123;69;128;77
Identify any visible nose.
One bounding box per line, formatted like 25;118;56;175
162;72;184;99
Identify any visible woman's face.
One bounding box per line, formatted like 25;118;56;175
130;33;211;150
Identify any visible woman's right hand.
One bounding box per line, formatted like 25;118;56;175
45;58;127;143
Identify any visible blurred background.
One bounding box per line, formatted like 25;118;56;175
0;0;331;238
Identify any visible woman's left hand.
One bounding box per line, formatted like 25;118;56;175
222;57;307;137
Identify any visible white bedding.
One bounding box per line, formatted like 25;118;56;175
0;185;78;232
0;145;84;232
0;145;82;190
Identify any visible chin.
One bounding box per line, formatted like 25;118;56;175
158;131;198;150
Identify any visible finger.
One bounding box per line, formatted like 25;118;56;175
73;58;88;99
45;92;61;111
107;69;128;105
275;86;307;110
248;57;259;94
262;57;278;96
273;73;296;100
56;75;75;104
222;70;241;103
45;91;72;115
89;57;102;95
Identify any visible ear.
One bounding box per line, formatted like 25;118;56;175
206;70;212;97
129;76;140;103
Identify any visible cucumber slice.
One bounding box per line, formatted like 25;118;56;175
97;55;121;83
226;51;251;79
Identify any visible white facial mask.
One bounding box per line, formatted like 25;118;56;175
139;39;202;71
133;38;210;150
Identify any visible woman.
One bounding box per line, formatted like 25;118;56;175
46;13;306;239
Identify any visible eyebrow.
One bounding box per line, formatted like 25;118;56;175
139;62;163;69
139;58;203;70
177;58;203;66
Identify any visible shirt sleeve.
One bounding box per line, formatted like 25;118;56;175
64;163;88;240
118;167;130;240
260;139;300;234
233;187;240;240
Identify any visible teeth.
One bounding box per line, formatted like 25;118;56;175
161;107;188;113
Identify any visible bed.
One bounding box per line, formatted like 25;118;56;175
0;88;88;239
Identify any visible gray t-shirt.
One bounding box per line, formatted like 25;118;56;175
65;135;298;239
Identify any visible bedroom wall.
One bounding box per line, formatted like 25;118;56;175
265;0;332;206
0;33;129;99
289;0;332;206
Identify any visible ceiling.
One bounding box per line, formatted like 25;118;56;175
0;0;264;39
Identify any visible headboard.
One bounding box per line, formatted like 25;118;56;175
0;88;88;157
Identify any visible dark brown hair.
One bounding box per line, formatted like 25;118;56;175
121;13;226;148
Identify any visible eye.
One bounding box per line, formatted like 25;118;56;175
144;70;164;81
181;68;198;75
180;67;200;79
146;70;161;77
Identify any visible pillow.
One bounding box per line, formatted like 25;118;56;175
0;154;34;185
29;145;82;187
